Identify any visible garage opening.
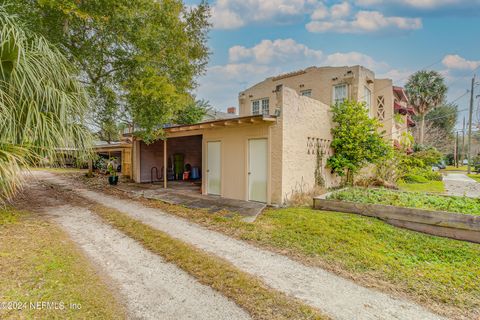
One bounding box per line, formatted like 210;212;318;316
140;135;202;193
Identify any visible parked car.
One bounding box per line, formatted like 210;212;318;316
432;160;446;171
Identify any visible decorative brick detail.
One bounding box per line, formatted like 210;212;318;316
377;96;385;120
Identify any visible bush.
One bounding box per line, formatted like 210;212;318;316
402;173;428;183
411;148;443;167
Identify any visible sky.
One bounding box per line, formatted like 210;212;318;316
188;0;480;127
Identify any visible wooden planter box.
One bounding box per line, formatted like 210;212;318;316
313;196;480;244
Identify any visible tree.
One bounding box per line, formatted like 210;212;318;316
0;7;92;201
327;100;392;186
8;0;210;142
405;70;447;145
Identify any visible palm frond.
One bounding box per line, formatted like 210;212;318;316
0;5;92;202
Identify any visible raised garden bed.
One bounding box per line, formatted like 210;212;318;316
313;188;480;243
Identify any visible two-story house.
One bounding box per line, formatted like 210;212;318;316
130;65;414;206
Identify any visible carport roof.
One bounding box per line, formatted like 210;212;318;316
165;114;277;133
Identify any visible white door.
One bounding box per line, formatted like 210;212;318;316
207;141;221;195
248;138;268;202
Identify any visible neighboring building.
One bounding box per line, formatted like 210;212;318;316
93;141;132;177
131;65;415;205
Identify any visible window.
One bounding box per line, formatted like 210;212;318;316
333;84;348;104
261;98;269;115
252;98;269;115
364;86;372;111
252;100;260;115
301;89;312;97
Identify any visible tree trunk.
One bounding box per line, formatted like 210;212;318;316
419;113;426;145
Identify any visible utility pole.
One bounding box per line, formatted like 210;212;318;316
455;131;458;167
467;75;476;174
461;117;465;164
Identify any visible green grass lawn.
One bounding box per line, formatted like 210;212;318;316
445;165;468;172
468;174;480;183
0;208;124;319
397;180;445;193
138;197;480;319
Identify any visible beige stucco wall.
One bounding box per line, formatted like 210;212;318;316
239;65;375;117
201;123;276;203
373;79;395;140
279;87;338;203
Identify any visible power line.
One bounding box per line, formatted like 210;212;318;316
381;90;472;139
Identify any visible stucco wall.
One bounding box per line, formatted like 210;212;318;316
373;79;395;141
202;123;273;202
280;87;338;203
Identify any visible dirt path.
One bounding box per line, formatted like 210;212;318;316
22;176;250;320
36;172;445;320
444;173;480;198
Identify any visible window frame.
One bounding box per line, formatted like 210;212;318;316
364;85;372;112
252;100;260;115
300;89;312;97
333;84;348;105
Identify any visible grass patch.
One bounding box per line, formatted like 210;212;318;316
141;198;480;318
0;208;125;319
90;204;326;320
397;180;445;193
77;174;480;318
468;174;480;183
329;187;480;216
445;165;468;172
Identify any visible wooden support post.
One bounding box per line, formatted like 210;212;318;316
88;158;93;176
163;139;167;189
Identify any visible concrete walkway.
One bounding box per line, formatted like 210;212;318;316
115;183;265;222
37;173;445;320
444;173;480;198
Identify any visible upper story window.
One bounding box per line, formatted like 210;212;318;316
333;84;348;104
301;89;312;97
252;100;260;115
252;98;269;115
364;86;372;111
261;98;269;115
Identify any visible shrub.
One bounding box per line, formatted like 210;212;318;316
402;173;428;183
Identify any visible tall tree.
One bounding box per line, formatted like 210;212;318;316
327;100;392;186
0;7;91;201
8;0;210;142
405;70;447;145
413;103;458;152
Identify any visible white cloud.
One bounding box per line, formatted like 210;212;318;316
331;2;352;19
307;10;422;33
211;0;426;33
324;51;389;70
355;0;478;9
442;54;480;70
228;39;323;64
210;0;314;29
196;39;398;109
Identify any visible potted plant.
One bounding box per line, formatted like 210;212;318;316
107;158;119;185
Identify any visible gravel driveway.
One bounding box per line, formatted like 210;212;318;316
26;176;250;320
36;172;444;320
444;173;480;198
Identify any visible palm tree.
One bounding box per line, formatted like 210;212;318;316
0;7;92;202
405;70;447;145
